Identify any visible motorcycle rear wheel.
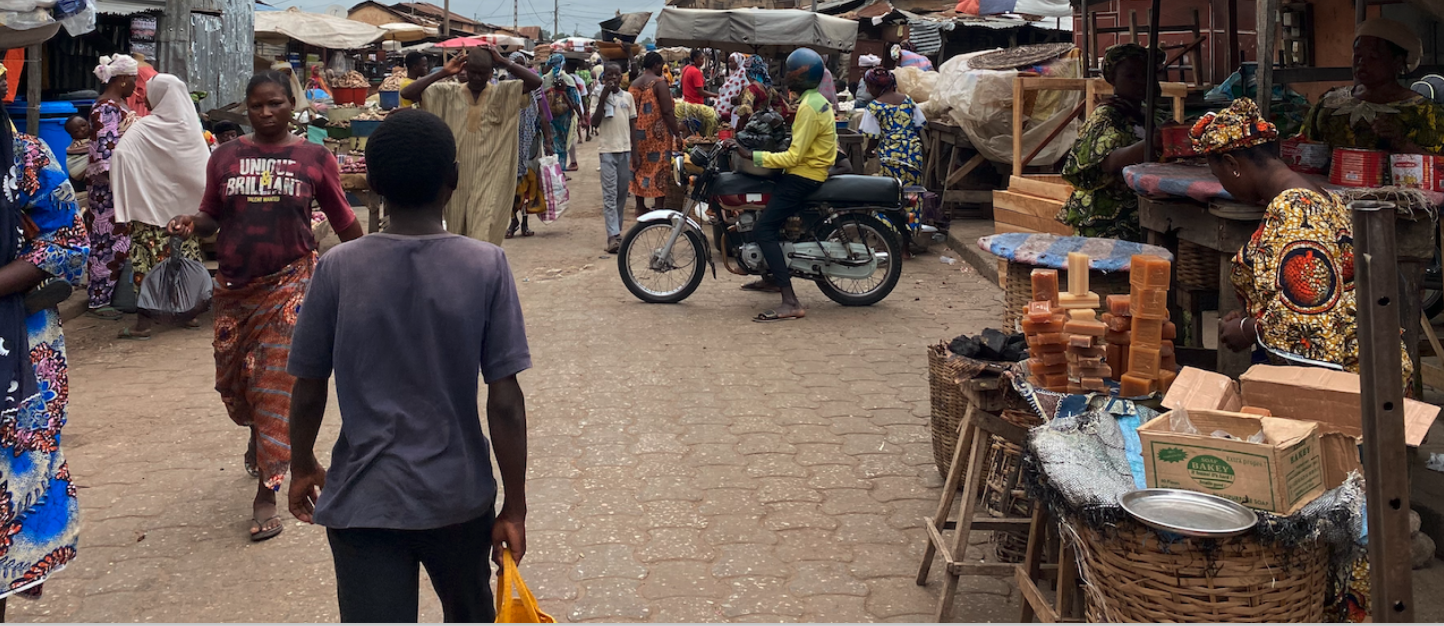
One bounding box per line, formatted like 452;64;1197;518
813;213;903;307
618;221;707;304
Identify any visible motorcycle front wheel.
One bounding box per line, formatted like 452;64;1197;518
618;221;707;304
814;213;904;307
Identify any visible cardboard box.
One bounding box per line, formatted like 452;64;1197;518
1163;365;1440;447
1139;410;1325;515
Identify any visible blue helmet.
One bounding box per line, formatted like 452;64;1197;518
784;48;825;91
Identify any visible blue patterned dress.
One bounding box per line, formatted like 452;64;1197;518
0;134;87;598
862;97;925;231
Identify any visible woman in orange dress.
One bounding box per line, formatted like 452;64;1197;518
629;52;680;216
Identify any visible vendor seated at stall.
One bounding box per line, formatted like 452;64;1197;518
1192;98;1412;387
1057;44;1162;242
1301;18;1444;154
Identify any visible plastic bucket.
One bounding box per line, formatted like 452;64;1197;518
350;119;382;138
306;125;327;144
5;100;78;158
379;90;400;110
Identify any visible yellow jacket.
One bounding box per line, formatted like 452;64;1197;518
755;89;836;182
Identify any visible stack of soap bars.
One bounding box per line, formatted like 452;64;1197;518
1022;269;1067;391
1059;253;1107;393
1119;255;1179;396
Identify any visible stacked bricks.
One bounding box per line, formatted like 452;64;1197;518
1023;269;1068;392
1059;253;1107;393
1119;255;1179;396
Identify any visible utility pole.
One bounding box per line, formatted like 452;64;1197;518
553;0;559;41
513;0;518;30
442;0;450;37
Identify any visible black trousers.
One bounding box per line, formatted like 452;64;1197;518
755;173;823;287
327;510;496;623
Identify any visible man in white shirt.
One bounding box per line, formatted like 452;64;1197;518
588;63;637;254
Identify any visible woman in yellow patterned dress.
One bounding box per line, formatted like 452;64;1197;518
1192;98;1412;384
1302;18;1444;155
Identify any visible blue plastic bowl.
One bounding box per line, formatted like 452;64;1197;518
379;91;400;110
350;119;382;138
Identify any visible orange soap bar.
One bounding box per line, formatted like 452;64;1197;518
1130;289;1169;320
1104;329;1132;345
1080;365;1112;378
1162;320;1177;340
1066;383;1086;394
1129;255;1172;289
1119;373;1155;397
1131;318;1164;346
1044;374;1069;388
1031;342;1066;355
1068;335;1095;348
1027;359;1067;376
1025;300;1055;322
1159;341;1175;358
1037;332;1066;345
1106;294;1131;317
1128;345;1161;377
1082;377;1108;390
1072;346;1106;359
1107;344;1128;379
1041;351;1068;366
1031;269;1060;304
1158;370;1178;393
1021;317;1066;334
1076;356;1103;368
1064;318;1107;337
1103;313;1131;332
1161;354;1177;371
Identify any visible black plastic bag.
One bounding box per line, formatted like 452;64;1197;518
136;237;213;325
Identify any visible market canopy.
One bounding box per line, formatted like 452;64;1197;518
655;7;859;55
379;22;436;42
254;7;385;50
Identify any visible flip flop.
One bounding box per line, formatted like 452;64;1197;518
183;319;203;331
740;280;781;293
116;327;152;341
87;307;123;321
754;309;805;323
250;515;283;542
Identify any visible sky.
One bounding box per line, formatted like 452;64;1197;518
271;0;667;39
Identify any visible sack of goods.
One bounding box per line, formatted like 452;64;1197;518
136;237;213;325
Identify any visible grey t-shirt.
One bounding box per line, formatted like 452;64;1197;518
287;233;531;530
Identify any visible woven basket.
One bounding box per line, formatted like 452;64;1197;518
1071;520;1328;623
1176;240;1220;290
927;344;1028;478
1003;262;1131;332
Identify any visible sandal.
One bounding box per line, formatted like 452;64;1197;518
753;309;806;323
87;306;123;321
184;319;203;330
116;327;152;341
25;278;72;315
740;280;781;293
521;228;535;237
249;515;284;542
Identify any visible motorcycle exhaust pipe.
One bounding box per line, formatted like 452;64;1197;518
721;227;750;276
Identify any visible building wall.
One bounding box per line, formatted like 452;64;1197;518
190;0;252;111
1075;0;1255;87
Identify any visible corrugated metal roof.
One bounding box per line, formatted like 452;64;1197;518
95;0;163;15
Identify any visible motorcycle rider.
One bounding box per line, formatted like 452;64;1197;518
725;48;837;322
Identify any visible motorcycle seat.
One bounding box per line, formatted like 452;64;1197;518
807;175;901;206
710;171;778;197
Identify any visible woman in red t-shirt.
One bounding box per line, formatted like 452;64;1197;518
681;48;715;105
169;71;363;542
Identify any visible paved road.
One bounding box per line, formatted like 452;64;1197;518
11;147;1015;622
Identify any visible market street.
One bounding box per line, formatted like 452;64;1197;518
7;147;1022;622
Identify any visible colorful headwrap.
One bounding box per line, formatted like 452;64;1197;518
547;53;565;69
745;55;771;87
863;67;896;93
1100;43;1149;83
1189;98;1279;155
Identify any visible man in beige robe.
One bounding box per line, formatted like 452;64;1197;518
402;47;543;244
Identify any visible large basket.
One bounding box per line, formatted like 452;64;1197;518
926;344;1027;478
1176;240;1221;290
1003;262;1131;332
1070;519;1328;623
983;410;1042;563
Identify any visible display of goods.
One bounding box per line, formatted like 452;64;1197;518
354;110;385;121
1280;136;1329;175
334;71;369;89
1328;147;1385;187
378;67;405;91
1390;153;1439;190
339;156;366;174
1160;124;1197;159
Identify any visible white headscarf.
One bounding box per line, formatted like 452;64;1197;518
268;61;310;113
858;54;882;68
94;54;139;83
111;74;210;227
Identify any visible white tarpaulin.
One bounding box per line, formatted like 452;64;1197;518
927;50;1082;167
255;7;384;50
655;7;858;55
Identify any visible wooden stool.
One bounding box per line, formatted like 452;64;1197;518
1015;507;1084;623
916;377;1034;622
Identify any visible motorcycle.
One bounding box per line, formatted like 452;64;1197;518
617;143;907;306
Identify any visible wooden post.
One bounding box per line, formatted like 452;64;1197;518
1128;10;1138;44
1357;0;1367;25
1142;1;1160;163
23;45;38;137
1257;0;1278;119
1351;200;1415;623
1012;75;1024;177
1225;0;1239;73
1080;1;1091;75
1189;9;1204;86
159;0;192;82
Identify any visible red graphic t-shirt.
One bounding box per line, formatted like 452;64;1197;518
200;137;356;286
682;64;706;105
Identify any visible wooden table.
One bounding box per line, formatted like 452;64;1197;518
921;121;991;206
1138;194;1436;381
340;173;384;234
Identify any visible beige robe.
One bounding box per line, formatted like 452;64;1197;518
420;80;527;244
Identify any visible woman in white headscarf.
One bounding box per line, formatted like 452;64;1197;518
716;52;748;127
110;73;208;339
84;53;139;321
269;61;311;113
854;54;882;107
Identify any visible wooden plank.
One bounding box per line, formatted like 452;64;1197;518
943;190;994;205
994;190;1064;218
946;561;1018;577
1018;77;1092;91
1010;175;1074;203
939;516;1034;531
1016;565;1061;623
1012;76;1025;177
946;154;987;188
994;207;1072;236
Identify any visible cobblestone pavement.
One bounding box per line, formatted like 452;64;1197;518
12;146;1015;622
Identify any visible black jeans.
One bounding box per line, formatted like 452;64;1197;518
327;510;496;623
755;173;823;287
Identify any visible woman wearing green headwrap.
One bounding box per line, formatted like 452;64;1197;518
1056;43;1161;242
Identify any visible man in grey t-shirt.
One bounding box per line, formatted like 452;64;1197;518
287;109;531;623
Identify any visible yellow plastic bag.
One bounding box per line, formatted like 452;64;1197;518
496;549;555;623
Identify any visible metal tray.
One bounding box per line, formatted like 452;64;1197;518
1119;489;1258;538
